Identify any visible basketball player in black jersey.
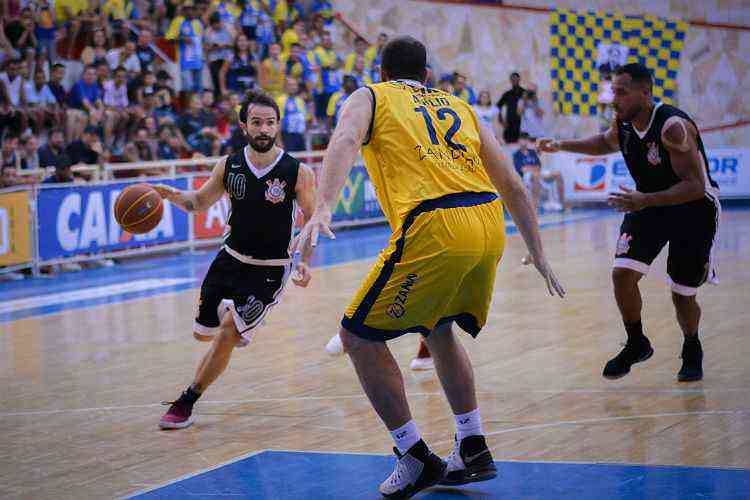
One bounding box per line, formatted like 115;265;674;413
152;90;317;429
540;63;720;382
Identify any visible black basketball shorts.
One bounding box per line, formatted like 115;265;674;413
613;194;720;296
194;249;292;345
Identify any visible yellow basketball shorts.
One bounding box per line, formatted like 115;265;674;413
342;192;505;341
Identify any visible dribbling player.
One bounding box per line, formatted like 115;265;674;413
154;90;316;429
540;63;720;382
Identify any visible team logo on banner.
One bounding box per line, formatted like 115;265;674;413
574;157;607;192
265;178;287;204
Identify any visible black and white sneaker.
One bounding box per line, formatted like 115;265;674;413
678;338;703;382
603;336;654;379
440;435;497;485
379;440;447;499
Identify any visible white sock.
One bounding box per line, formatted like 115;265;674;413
390;420;421;454
455;408;483;441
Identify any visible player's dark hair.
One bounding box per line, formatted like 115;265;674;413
615;63;653;92
239;89;280;123
381;36;427;82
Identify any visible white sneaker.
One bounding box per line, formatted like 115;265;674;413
325;333;345;356
410;356;434;371
61;262;82;272
379;440;446;498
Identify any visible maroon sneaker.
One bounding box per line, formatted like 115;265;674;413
159;397;195;430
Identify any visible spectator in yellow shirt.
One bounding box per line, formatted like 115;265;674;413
280;19;304;56
343;36;369;74
260;43;285;99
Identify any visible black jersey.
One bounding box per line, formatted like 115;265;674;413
616;103;717;194
222;147;299;261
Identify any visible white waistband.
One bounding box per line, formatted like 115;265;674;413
224;245;291;266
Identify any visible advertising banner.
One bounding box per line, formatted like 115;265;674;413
0;190;32;267
192;175;230;240
553;148;750;201
37;179;189;261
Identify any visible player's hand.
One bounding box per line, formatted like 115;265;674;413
537;138;561;153
527;253;565;298
292;262;311;287
152;184;180;200
608;185;648;212
291;205;335;255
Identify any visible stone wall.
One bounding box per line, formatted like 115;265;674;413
335;0;750;146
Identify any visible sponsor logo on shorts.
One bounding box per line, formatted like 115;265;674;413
236;295;265;324
616;233;632;256
386;273;418;319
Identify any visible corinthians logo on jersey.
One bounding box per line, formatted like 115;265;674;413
647;142;661;166
265;178;287;204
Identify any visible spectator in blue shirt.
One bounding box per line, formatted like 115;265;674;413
66;65;104;143
513;133;565;212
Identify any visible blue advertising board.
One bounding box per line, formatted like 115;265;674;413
37;179;189;261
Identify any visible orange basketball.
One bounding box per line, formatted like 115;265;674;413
114;183;163;234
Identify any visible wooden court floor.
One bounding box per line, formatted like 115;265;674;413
1;210;749;499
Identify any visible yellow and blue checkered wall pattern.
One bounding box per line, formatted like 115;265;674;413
550;9;687;116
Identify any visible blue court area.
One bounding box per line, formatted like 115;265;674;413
0;209;612;323
129;450;750;500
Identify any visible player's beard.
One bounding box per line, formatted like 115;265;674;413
248;133;277;153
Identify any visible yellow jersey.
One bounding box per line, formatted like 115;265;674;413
362;80;496;230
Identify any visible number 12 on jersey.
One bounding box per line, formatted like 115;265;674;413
413;106;467;152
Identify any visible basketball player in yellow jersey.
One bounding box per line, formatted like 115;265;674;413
294;37;564;499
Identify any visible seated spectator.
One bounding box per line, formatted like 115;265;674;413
513;133;564;212
286;0;306;26
157;124;191;160
66;125;102;165
519;84;546;141
135;28;159;73
0;58;25;107
23;68;60;133
238;0;261;42
177;92;220;156
473;90;500;141
260;43;285;99
20;134;40;170
56;0;93;58
280;20;305;56
0;164;34;187
42;161;75;184
281;43;310;89
38;129;68;168
47;63;67;105
220;33;258;95
254;6;276;59
205;13;233;97
437;75;453;94
452;72;476;105
326;74;356;130
365;32;388;76
123;126;158;165
66;65;104;142
103;66;131;147
350;56;372;88
1;133;23;170
154;70;177;122
208;0;240;29
135;70;157;105
5;8;37;55
106;40;142;77
277;77;307;152
343;36;369;74
0;81;26;138
80;28;110;67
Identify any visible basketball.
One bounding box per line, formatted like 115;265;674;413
114;183;163;234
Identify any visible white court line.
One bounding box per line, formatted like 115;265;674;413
0;278;195;314
2;389;748;418
122;449;269;499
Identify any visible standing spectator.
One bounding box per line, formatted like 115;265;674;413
343;36;369;74
452;72;476;105
254;6;276;59
23;68;58;132
261;0;289;27
66;65;104;142
513;132;564;212
106;40;142;77
597;65;615;132
166;1;204;92
35;0;58;61
281;43;309;87
260;42;285;99
220;33;258;95
209;0;240;28
38;129;69;168
0;59;25;107
286;0;306;25
238;0;261;41
519;85;546;141
276;76;306;152
20;134;40;170
205;13;233;96
312;31;340;120
280;19;305;56
473;90;498;130
56;0;89;59
310;1;333;36
135;28;159;73
350;55;372;88
103;66;131;147
66;125;102;165
437;74;453;94
496;71;525;144
80;28;110;67
326;74;356;130
365;32;388;76
48;63;67;105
